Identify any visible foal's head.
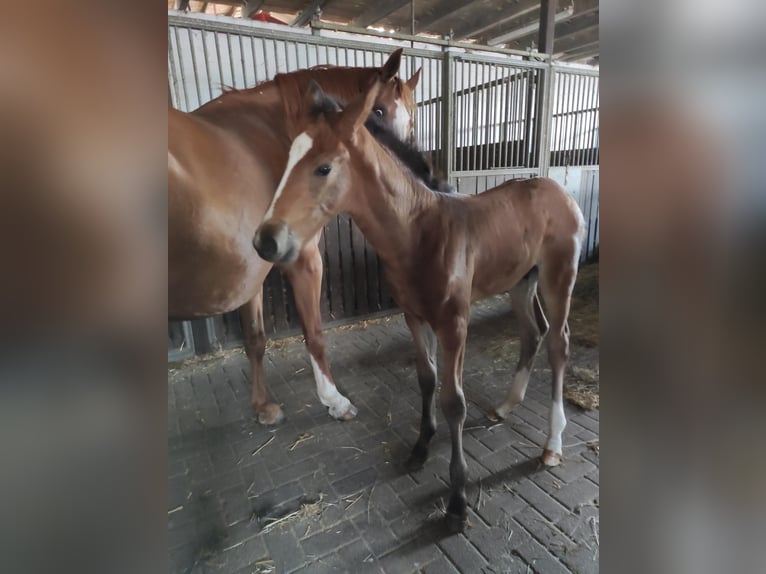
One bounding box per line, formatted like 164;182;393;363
253;80;386;264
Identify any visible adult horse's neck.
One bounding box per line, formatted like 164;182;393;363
345;130;440;279
195;67;380;132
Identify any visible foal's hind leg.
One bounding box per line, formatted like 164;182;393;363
538;249;579;466
284;241;357;420
240;288;284;425
489;273;549;421
403;314;438;471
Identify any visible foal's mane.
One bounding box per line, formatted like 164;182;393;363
309;89;454;194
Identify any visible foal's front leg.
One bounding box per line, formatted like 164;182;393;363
404;314;438;471
436;311;470;533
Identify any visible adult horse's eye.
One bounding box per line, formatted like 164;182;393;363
373;108;384;117
315;164;332;176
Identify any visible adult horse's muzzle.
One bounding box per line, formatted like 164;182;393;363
253;221;299;264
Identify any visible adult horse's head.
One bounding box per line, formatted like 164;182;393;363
253;78;389;263
278;48;420;143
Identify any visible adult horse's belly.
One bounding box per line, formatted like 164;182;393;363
167;138;273;318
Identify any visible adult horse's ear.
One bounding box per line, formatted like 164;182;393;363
380;48;403;82
338;79;382;142
406;67;422;90
305;79;340;117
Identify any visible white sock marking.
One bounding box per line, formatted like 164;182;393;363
392;99;411;141
495;368;530;418
263;132;313;222
309;356;352;418
545;397;567;455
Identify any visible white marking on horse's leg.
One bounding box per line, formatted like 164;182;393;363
392;99;411;141
544;396;567;457
494;368;530;419
309;356;354;419
263;132;313;221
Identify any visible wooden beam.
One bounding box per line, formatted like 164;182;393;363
538;0;557;55
452;1;540;41
554;20;598;45
351;0;410;28
415;0;479;34
502;0;599;48
559;40;599;61
554;27;598;53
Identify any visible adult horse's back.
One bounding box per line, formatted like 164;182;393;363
169;49;419;424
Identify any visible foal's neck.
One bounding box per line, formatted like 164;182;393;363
347;133;440;272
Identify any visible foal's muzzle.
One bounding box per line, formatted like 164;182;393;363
253;221;299;263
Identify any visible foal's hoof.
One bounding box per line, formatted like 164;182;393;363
445;511;468;533
541;449;562;467
404;445;429;472
329;402;358;421
256;403;285;426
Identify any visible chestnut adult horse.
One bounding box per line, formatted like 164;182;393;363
169;49;421;424
253;79;585;531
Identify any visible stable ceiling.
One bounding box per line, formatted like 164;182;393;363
169;0;599;64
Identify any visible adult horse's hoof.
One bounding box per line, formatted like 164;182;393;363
485;408;508;422
445;511;468;533
256;403;285;426
329;402;358;421
541;449;562;467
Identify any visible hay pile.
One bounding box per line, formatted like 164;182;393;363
569;263;599;348
565;365;599;410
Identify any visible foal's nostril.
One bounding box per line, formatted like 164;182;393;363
255;234;279;261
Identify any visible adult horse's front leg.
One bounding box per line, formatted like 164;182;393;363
284;241;357;421
240;288;284;425
436;309;470;533
403;314;438;471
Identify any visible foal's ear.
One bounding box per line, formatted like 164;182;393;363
406;67;422;90
338;79;382;142
305;79;340;117
380;48;403;82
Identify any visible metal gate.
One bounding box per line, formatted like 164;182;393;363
167;12;599;359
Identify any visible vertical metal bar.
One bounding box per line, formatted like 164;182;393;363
225;33;236;87
250;35;259;83
565;73;576;166
168;27;179;109
188;28;204;108
200;29;213;101
500;67;511;167
214;32;224;90
581;75;592;165
594;76;601;165
509;68;517;167
572;74;584;165
523;69;535;167
237;33;247;85
486;63;495;169
542;64;557;176
441;48;454;182
589;76;599;165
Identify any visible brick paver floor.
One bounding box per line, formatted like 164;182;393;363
169;295;599;574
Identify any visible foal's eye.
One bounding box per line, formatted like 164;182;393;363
314;164;332;176
373;108;384;117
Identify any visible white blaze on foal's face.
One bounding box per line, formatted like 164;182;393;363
262;132;314;222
